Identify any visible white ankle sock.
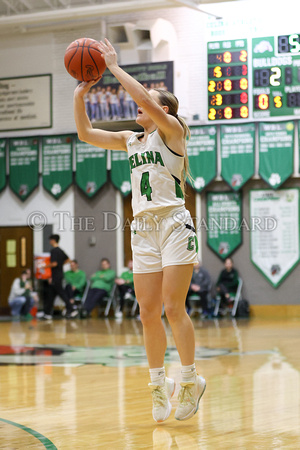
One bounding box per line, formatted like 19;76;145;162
181;363;196;382
149;367;165;385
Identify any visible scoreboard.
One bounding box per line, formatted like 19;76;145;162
207;34;300;121
253;35;300;118
207;39;249;121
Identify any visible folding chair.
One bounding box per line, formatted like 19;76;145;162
130;297;139;317
231;278;243;317
79;280;90;307
114;290;139;317
186;294;201;316
77;281;116;317
61;280;90;317
213;277;243;318
103;284;118;317
186;281;212;317
74;281;89;306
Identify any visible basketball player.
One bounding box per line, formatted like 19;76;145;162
73;38;206;422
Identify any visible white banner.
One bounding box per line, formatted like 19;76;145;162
0;74;52;131
250;189;300;288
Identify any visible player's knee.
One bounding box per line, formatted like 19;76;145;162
164;302;182;323
139;305;161;326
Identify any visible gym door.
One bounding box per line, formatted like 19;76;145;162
0;226;33;314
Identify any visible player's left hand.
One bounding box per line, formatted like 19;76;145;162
98;38;118;69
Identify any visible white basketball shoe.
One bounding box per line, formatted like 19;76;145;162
148;377;175;423
175;375;206;421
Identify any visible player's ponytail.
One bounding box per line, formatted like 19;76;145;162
176;114;193;193
154;89;193;196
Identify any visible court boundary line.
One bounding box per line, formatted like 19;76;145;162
0;417;57;449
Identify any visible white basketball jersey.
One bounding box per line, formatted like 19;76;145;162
126;130;185;217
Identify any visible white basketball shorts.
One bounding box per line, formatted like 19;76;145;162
131;206;199;274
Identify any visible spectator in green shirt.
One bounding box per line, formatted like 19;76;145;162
81;258;116;317
64;260;87;304
115;259;135;318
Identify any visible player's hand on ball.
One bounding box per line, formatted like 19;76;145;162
98;39;118;68
74;78;101;98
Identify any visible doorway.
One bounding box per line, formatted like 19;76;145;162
0;226;33;314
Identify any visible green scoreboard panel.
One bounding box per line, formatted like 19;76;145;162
207;39;249;121
253;35;300;118
207;34;300;121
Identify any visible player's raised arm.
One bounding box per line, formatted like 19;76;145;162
73;80;133;151
98;39;184;152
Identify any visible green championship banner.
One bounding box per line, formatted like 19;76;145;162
42;135;73;199
250;189;299;288
207;192;242;260
8;137;39;201
187;126;217;192
110;151;131;197
0;139;6;193
75;138;107;197
220;124;255;190
259;122;294;189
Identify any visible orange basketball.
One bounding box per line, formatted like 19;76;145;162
64;38;106;82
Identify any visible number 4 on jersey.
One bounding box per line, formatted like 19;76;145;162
140;171;152;201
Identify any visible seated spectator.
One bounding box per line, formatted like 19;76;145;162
216;257;239;312
25;268;39;304
186;260;211;318
81;258;116;318
8;270;38;318
115;259;135;318
64;260;87;304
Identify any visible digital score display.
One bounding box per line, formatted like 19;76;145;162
207;39;249;121
253;34;300;118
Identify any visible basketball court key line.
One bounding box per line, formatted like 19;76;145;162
0;417;57;449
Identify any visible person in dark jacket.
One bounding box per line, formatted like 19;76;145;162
186;260;211;317
216;257;239;311
37;234;78;320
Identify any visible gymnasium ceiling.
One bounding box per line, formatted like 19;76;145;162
0;0;243;33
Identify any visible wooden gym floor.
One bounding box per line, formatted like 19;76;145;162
0;315;299;449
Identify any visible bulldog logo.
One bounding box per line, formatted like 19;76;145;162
219;242;229;255
86;181;96;194
271;264;281;276
254;40;273;53
19;184;28;197
231;174;243;187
